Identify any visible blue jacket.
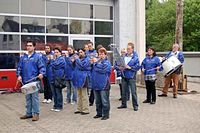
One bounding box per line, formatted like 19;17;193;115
65;54;75;80
141;55;162;75
72;56;91;88
51;56;67;83
86;49;97;58
42;52;54;82
16;52;46;84
165;51;184;63
122;53;140;79
92;58;112;90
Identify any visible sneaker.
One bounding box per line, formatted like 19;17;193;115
71;101;76;105
143;99;150;103
134;107;138;111
93;115;102;119
51;108;55;111
117;105;127;109
101;116;109;120
46;99;52;104
81;112;89;115
54;109;61;112
20;115;32;119
42;99;47;103
32;114;39;121
158;94;167;97
150;101;156;104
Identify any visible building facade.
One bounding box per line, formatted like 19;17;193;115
0;0;145;69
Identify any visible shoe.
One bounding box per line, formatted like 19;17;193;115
173;95;177;98
93;115;102;119
81;112;89;115
101;116;109;120
158;94;167;97
71;101;76;105
46;99;52;104
54;109;61;112
150;101;156;104
42;99;47;103
117;105;127;109
20;115;32;119
74;111;82;114
143;99;150;103
118;98;122;101
134;107;138;111
32;114;39;121
89;103;93;106
51;108;55;111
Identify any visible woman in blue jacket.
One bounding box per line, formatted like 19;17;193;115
50;47;67;112
91;47;111;120
73;48;91;115
141;47;162;104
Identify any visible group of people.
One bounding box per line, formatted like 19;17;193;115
16;40;184;122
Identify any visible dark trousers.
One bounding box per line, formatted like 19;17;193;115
145;80;156;102
89;89;94;105
43;76;52;100
51;84;63;109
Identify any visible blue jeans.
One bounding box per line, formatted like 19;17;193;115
51;83;63;109
25;91;39;116
122;78;138;108
66;80;77;102
94;89;110;117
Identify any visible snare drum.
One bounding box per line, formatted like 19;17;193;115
21;81;39;95
162;56;182;77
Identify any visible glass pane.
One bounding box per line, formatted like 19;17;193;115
47;1;68;17
46;19;68;34
0;16;19;32
95;37;113;50
21;35;45;50
21;17;45;33
0;34;20;50
70;20;93;34
0;0;19;14
73;40;91;50
95;6;113;20
70;3;93;18
21;0;45;15
0;53;20;69
47;36;68;50
95;22;113;35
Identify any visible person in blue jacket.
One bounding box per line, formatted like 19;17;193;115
65;45;77;104
73;48;91;115
50;47;67;112
91;47;112;120
41;45;53;104
141;47;162;104
17;40;46;121
117;42;140;111
158;43;184;98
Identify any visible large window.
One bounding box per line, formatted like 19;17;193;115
70;20;93;34
47;36;68;50
95;37;113;50
95;21;113;35
0;34;20;50
95;6;113;20
21;0;45;15
21;35;45;50
0;16;19;32
46;1;68;17
46;19;68;34
70;3;93;18
0;0;19;14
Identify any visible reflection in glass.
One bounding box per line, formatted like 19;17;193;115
21;0;45;15
95;37;113;51
95;6;113;20
95;22;113;35
70;20;93;34
46;19;68;34
21;35;45;50
0;34;20;50
0;16;19;32
0;0;19;14
73;40;91;50
21;17;45;33
0;53;20;69
70;3;93;18
47;36;68;50
47;1;68;17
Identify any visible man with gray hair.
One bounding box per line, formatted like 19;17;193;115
158;43;184;98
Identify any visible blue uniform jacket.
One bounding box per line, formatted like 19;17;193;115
165;51;184;63
141;55;162;75
72;56;91;88
51;56;67;83
92;58;112;91
16;52;46;84
122;53;140;79
65;54;75;80
86;49;97;58
42;52;54;82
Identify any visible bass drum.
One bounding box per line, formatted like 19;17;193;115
162;56;182;77
21;81;40;95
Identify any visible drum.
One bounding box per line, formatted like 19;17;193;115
162;56;182;77
21;81;39;95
